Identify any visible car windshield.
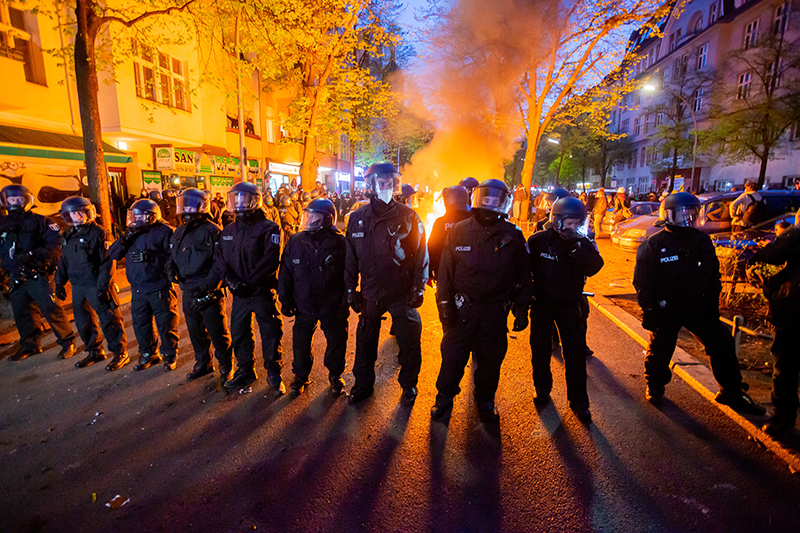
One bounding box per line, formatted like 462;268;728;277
701;198;733;222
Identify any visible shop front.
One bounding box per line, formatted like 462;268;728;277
267;161;300;191
153;145;260;196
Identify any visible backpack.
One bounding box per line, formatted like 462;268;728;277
742;194;767;225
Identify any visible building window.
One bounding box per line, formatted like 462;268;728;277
693;88;703;112
697;44;708;69
0;7;46;86
634;117;641;135
693;16;704;33
673;54;688;79
132;40;189;111
340;134;350;161
640;146;647;167
669;32;676;52
656;113;663;126
265;107;276;143
774;3;789;35
649;48;655;67
622;94;629;108
709;4;717;25
633;151;637;168
737;72;751;99
644;113;652;133
744;19;759;50
621;119;629;133
766;59;783;91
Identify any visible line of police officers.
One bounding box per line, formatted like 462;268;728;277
0;171;773;428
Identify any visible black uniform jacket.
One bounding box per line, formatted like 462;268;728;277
527;228;604;303
278;227;347;316
109;222;173;293
0;211;62;276
633;226;721;312
215;210;281;295
170;216;222;294
437;216;531;307
752;225;800;327
55;222;114;289
428;208;472;280
345;198;429;301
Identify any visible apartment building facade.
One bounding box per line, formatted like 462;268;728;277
608;0;799;195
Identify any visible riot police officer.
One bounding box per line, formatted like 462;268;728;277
749;224;800;436
427;186;471;282
263;193;281;226
216;182;284;394
534;188;569;232
170;189;233;385
633;193;765;414
458;177;479;206
345;162;428;404
278;198;348;395
109;199;179;371
527;197;603;423
278;195;301;242
394;184;416;206
431;179;531;423
55;197;128;370
0;185;76;360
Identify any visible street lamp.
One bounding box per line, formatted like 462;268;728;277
547;138;560;144
643;83;699;192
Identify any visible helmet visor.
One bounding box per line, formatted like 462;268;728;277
126;209;157;228
2;191;33;212
300;211;325;231
227;190;261;212
555;214;589;239
63;208;93;226
367;172;401;203
473;187;510;214
667;206;699;227
176;194;208;215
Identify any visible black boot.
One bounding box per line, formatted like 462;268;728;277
57;342;76;360
106;352;130;371
570;403;592;424
9;344;42;362
163;353;178;371
75;350;106;368
187;363;213;381
348;385;374;404
401;386;418;406
219;366;233;387
476;400;500;424
290;377;310;396
762;415;795;437
431;394;453;422
134;352;162;372
329;374;346;394
224;367;257;391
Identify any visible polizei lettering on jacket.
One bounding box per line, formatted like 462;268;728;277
660;254;679;263
454;246;471;252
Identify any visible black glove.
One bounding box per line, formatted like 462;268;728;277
408;289;424;309
437;301;457;329
512;307;529;332
190;291;219;313
347;289;362;314
224;277;249;296
641;308;660;332
18;251;36;266
280;304;297;317
167;263;181;284
128;251;150;263
55;284;67;301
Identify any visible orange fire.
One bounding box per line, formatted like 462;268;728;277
423;191;446;237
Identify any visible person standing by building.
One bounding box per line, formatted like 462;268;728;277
216;182;285;394
592;189;608;235
170;189;233;385
431;179;531;423
427;185;471;283
0;185;76;361
527;197;603;423
109;199;179;372
633;192;765;415
750;223;800;436
345;162;428;405
55;197;128;370
278;198;349;395
512;185;528;222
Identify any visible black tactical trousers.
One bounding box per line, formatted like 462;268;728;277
72;284;126;354
292;309;348;381
354;297;422;391
645;307;743;393
182;292;233;372
436;300;508;404
130;287;179;356
10;276;75;350
770;326;800;421
230;291;283;376
530;298;590;408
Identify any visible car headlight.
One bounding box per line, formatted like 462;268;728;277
624;228;646;238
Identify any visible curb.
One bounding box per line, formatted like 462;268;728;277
589;293;800;475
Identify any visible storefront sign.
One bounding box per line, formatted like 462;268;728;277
210;176;235;187
174;148;195;173
154;147;174;170
268;162;300;175
196;153;214;174
336;171;351;182
142;170;162;193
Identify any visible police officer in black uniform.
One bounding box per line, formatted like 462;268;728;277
216;182;285;394
0;185;76;360
170;189;233;385
534;188;569;232
427;185;471;282
749;223;800;436
527;197;603;423
109;199;179;372
278;198;348;395
634;192;765;414
55;196;128;370
458;177;479;206
278;195;301;243
431;179;531;422
345;162;428;405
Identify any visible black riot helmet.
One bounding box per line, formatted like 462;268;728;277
472;179;511;215
126;199;162;228
60;196;96;226
265;193;275;207
300;191;312;206
301;198;336;231
176;188;209;222
543;188;570;214
365;162;401;204
279;196;293;208
1;184;34;213
227;181;263;213
396;184;416;205
458;177;480;205
148;190;162;201
662;192;701;228
550;197;588;240
442;186;469;213
309;189;321;201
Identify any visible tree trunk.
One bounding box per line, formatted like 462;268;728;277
349;137;355;197
74;0;112;236
756;147;769;190
519;125;542;222
669;148;678;193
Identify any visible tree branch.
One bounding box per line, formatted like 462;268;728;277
99;0;198;28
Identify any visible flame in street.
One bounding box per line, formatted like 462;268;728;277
423;192;446;237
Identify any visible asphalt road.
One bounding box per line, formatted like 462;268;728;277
1;293;799;533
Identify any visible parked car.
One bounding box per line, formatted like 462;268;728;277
598;201;659;235
343;199;369;228
611;190;800;253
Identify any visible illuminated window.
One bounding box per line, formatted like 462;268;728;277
0;6;46;85
132;40;190;111
634;117;640;135
737;72;751;99
709;4;717;25
621;119;629;133
744;19;759;50
265;107;276;143
697;44;708;69
693;88;703;112
640;146;646;166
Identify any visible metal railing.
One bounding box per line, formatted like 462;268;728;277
719;315;773;357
